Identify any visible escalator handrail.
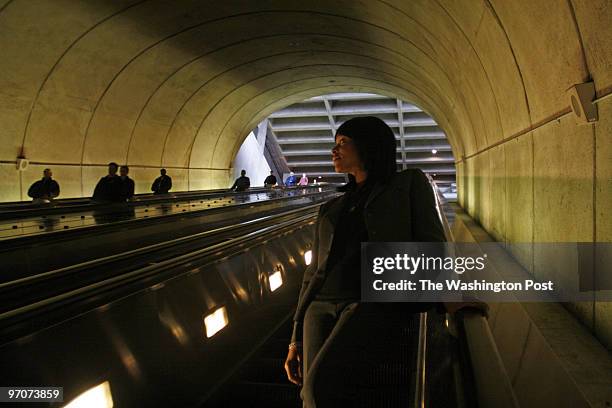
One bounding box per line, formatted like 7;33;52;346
459;311;520;408
413;312;428;408
0;209;320;343
431;185;520;408
0;184;335;220
0;202;324;292
0;188;337;246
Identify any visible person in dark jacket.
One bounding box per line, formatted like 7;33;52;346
152;168;172;194
263;171;277;187
28;168;60;203
119;165;135;201
92;162;124;202
283;116;483;407
230;169;250;192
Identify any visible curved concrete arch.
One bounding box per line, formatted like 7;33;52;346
373;0;504;148
19;0;148;149
483;0;590;118
429;0;506;141
194;65;412;168
154;36;474;167
165;61;462;166
190;54;468;166
185;62;459;168
2;2;600;175
126;32;470;166
225;80;464;170
0;6;606;223
19;0;208;163
19;6;493;166
81;9;484;166
204;70;463;169
0;0;145;160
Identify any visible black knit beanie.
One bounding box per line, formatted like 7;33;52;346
335;116;397;188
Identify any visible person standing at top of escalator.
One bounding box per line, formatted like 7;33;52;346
28;168;60;204
285;171;298;187
119;165;135;201
92;162;124;203
298;173;309;186
152;168;172;194
264;171;277;187
230;169;250;192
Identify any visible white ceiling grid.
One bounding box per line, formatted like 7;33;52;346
266;93;455;183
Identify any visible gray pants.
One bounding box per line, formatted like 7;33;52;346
301;300;409;408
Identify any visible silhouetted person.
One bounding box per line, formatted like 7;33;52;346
119;165;135;201
92;162;124;202
152;168;172;194
28;168;60;203
264;171;277;187
230;169;250;192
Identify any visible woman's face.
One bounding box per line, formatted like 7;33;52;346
332;134;364;174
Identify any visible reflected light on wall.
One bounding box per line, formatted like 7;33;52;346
63;381;113;408
304;250;313;266
269;270;283;292
171;325;188;346
159;306;190;347
204;306;229;338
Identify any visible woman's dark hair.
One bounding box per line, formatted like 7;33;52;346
335;116;397;190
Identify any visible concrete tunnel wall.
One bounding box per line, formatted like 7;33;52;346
0;1;610;347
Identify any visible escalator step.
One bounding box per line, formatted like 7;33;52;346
238;357;288;384
257;338;293;358
205;381;301;408
362;362;411;386
238;358;412;388
356;386;412;408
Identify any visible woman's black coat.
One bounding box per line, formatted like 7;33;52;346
291;168;446;342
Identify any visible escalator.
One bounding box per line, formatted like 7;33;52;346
0;181;533;407
196;183;477;408
202;318;301;408
0;200;323;407
0;185;333;239
0;187;339;282
0;185;318;215
203;312;423;408
199;183;474;408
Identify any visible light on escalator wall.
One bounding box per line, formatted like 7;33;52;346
269;270;283;291
304;250;312;266
63;381;113;408
204;306;228;338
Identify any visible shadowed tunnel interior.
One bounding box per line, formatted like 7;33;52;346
0;1;610;404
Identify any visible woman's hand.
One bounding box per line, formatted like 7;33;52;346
284;347;303;385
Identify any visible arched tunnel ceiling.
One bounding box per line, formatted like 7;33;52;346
0;0;609;194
